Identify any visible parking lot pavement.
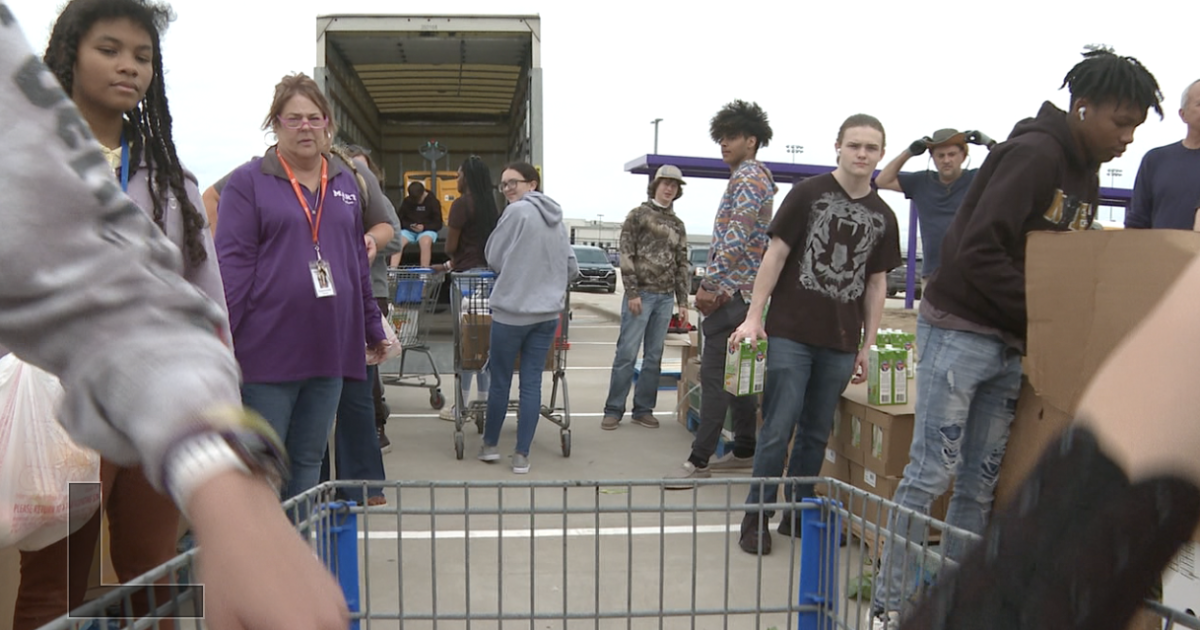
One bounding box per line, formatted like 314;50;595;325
377;290;701;483
358;287;884;625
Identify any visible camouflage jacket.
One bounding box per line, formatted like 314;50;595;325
619;201;690;305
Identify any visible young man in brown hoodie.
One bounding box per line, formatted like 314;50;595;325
873;48;1170;630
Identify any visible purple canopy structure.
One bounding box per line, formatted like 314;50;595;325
625;153;1133;309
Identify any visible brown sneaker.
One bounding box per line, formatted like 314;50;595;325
739;512;773;555
601;416;621;430
631;414;660;429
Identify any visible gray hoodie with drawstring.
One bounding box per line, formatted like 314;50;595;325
485;191;579;326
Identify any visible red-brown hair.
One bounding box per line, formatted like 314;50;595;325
261;73;337;138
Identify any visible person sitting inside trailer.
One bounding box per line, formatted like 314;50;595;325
393;181;443;267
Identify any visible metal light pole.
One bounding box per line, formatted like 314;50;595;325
1106;167;1122;188
651;118;663;154
786;144;804;163
597;214;604;247
1105;168;1123;222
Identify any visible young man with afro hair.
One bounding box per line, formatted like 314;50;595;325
665;100;776;486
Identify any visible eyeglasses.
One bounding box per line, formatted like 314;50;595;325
277;115;329;130
499;179;529;191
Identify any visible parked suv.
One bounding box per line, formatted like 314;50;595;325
571;245;617;293
887;255;923;298
688;246;710;294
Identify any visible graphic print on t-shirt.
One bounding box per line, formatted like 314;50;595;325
799;192;887;303
1041;189;1095;231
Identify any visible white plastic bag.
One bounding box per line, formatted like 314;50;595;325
0;354;101;551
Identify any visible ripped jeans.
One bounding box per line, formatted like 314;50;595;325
873;316;1022;614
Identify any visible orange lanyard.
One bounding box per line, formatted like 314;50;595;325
276;149;329;258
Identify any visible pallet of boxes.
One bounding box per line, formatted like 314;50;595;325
819;329;951;560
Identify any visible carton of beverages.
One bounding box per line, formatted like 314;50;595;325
890;345;909;404
867;345;892;405
724;337;768;396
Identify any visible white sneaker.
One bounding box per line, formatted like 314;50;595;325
872;611;900;630
439;406;455;422
663;461;711;490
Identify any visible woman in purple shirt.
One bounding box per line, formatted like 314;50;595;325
215;74;390;499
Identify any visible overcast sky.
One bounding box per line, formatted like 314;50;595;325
10;0;1196;244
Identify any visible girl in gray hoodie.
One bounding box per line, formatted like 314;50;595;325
478;163;578;473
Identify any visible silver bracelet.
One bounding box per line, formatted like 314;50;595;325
165;432;251;515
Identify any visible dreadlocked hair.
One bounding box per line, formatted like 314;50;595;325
1061;45;1164;120
44;0;209;266
709;100;773;149
460;156;499;248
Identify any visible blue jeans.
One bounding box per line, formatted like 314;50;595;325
242;377;344;500
320;366;386;504
873;317;1022;613
603;292;674;419
483;318;558;456
745;338;856;517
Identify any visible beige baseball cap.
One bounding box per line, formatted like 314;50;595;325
654;164;686;185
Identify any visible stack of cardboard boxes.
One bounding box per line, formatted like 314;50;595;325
820;329;951;555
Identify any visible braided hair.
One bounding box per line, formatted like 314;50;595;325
709;100;773;149
1061;45;1164;120
460;156;499;246
44;0;208;265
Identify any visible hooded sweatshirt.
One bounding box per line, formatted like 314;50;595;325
924;101;1099;343
486;191;580;326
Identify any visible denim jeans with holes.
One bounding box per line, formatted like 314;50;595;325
873;317;1022;613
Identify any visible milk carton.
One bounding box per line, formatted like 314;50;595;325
867;345;892;405
890;345;908;404
901;333;916;379
724;337;768;396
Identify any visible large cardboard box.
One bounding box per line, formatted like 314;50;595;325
459;314;558;372
1024;230;1200;415
819;447;852;489
838;386;872;466
998;231;1200;542
459;314;492;370
865;405;916;478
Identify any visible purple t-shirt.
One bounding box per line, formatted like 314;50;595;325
215;149;384;383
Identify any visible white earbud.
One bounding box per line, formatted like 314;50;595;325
1079;107;1087;122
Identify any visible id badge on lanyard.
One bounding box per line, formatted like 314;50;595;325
278;150;335;298
119;135;130;193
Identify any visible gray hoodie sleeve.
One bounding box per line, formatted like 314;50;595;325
0;17;242;489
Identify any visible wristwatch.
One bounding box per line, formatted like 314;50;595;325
164;406;289;512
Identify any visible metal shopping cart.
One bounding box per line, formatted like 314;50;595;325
384;266;446;409
448;270;571;460
37;478;1200;630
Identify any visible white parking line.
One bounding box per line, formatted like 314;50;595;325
388;411;685;419
355;524;736;540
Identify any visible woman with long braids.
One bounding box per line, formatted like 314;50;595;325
13;0;224;627
437;156;501;422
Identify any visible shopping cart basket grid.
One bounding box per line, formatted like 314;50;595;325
38;478;1200;630
385;267;446;409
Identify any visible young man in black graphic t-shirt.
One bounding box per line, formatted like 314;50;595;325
731;114;901;556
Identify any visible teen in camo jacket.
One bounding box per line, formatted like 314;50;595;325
601;165;690;430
